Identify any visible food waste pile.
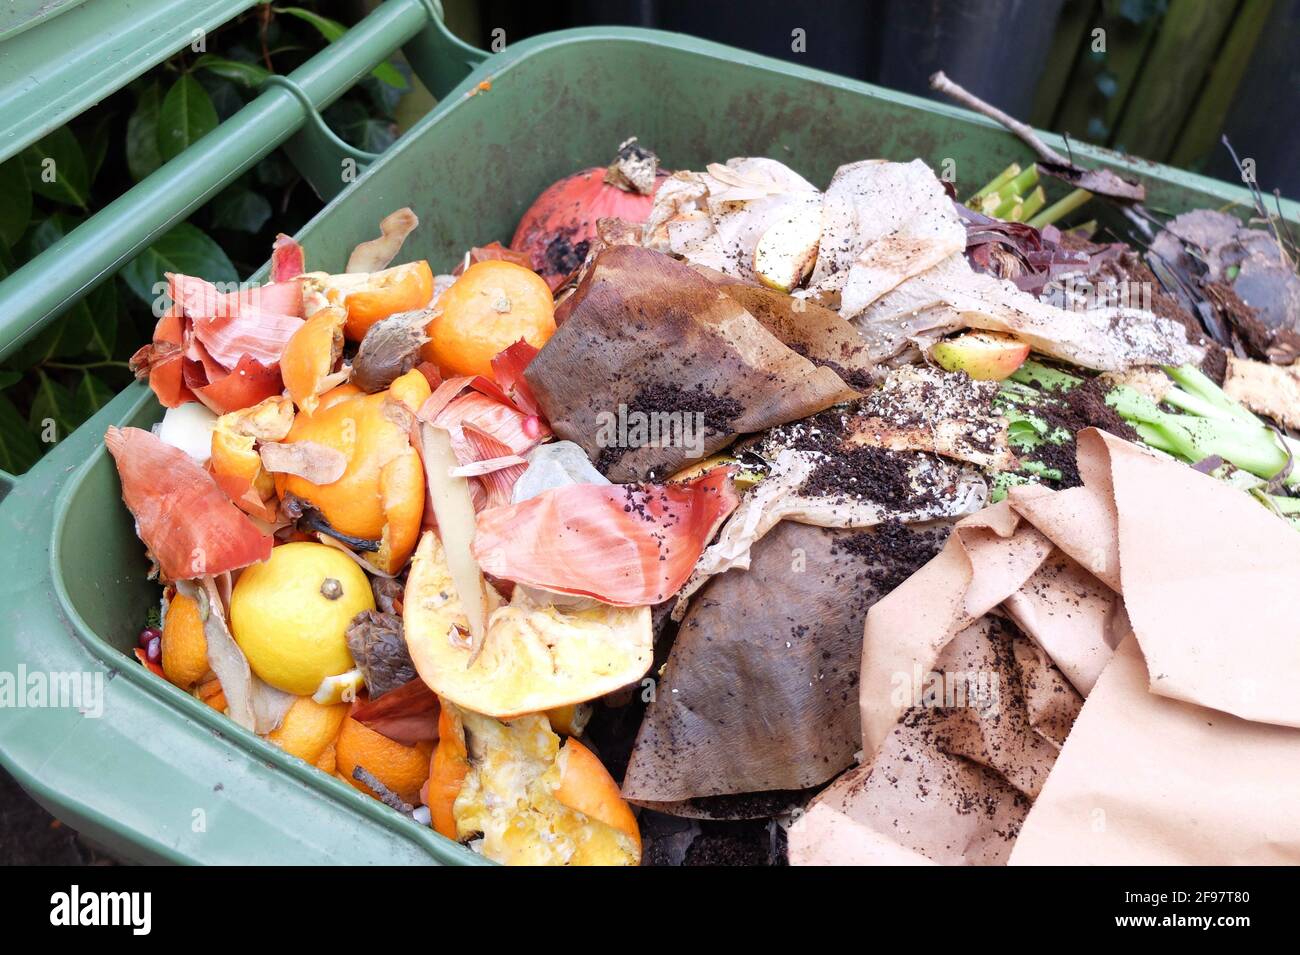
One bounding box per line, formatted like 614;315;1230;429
110;140;1300;865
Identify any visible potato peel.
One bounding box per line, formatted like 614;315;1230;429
346;208;420;273
259;440;348;484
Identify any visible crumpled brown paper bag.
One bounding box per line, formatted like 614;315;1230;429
790;428;1300;864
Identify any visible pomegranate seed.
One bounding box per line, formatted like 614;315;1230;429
146;635;162;663
138;627;161;648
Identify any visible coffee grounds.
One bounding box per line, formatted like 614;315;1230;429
595;382;744;476
830;520;951;595
765;404;854;456
682;820;787;866
1008;371;1138;489
786;341;875;391
798;444;930;510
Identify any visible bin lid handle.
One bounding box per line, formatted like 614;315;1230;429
0;0;486;365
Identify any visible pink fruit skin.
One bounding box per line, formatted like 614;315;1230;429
931;334;1030;381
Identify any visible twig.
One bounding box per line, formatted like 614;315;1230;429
931;70;1144;203
1219;133;1289;269
259;3;274;73
930;71;1071;167
1272;189;1297;269
351;766;415;815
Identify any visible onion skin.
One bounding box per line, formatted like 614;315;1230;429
511;165;668;292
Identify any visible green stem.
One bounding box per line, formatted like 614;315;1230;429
1164;364;1260;427
1026;188;1092;228
1107;384;1292;483
969;163;1021;202
998;164;1039;201
1017;186;1046;222
992;195;1022;220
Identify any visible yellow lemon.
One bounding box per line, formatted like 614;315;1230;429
230;542;374;694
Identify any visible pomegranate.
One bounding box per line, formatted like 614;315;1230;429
511;138;668;291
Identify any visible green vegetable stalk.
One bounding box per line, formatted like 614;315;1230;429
969;163;1020;203
1026;188;1092;228
992;360;1300;514
1106;364;1298;487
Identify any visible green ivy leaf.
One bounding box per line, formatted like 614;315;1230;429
354;119;397;154
21;128;90;209
83;111;115;183
254;150;294;187
199;73;246;121
366;59;406;91
276;7;406;88
195;54;271;89
119;222;237;305
127;82;164;182
4;215;74;369
69;282;119;361
158;75;219;163
76;371;115;422
0;157;32;248
212;185;273;233
0;391;42;473
276;6;346;41
29;371;78;442
54;303;97;360
5;320;64;371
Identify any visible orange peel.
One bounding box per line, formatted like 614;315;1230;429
265;696;349;764
161;591;209;689
209;395;295;522
275;370;430;574
426;702;469;840
196;676;227;713
423;260;555;378
305;261;434;342
335;712;433;806
281;305;347;415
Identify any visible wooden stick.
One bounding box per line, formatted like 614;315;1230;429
929;71;1071;168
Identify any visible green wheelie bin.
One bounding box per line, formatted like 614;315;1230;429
0;0;1295;865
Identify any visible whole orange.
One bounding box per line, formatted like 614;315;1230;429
423;260;554;377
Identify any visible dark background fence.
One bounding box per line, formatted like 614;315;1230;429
439;0;1299;199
